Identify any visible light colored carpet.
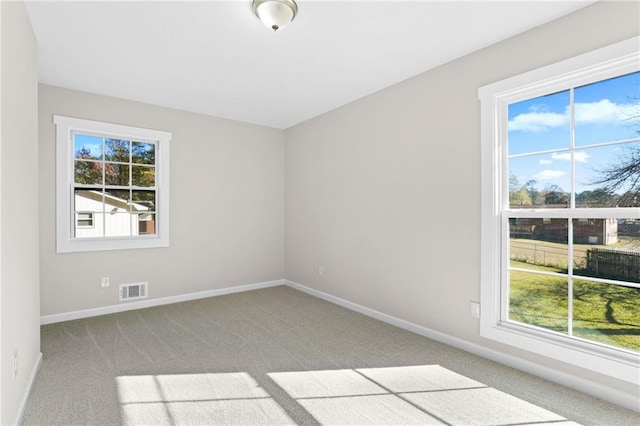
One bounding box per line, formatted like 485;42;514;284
22;285;640;425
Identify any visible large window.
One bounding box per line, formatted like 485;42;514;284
479;37;639;384
55;116;171;253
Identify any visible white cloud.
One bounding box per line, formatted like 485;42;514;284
508;111;567;132
551;151;590;163
551;152;570;161
538;159;553;165
535;169;565;180
573;151;590;163
574;99;640;125
508;99;640;133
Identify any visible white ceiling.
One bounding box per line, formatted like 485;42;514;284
25;0;594;129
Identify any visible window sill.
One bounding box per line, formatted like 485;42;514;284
57;235;169;253
480;318;640;385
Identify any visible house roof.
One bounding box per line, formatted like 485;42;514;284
76;190;151;213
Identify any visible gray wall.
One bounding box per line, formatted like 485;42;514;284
1;1;41;423
39;85;285;316
285;1;639;402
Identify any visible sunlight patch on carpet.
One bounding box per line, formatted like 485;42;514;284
403;387;566;426
116;366;579;425
262;369;388;398
269;365;580;426
116;372;295;425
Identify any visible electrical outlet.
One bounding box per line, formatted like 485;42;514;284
101;277;110;288
12;350;18;379
470;301;481;319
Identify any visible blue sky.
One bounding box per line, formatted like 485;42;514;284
508;71;640;195
74;133;103;160
74;135;155;162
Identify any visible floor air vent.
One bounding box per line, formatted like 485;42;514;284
119;282;148;302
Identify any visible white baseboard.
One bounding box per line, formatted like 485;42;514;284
285;280;639;413
41;279;285;325
16;351;43;425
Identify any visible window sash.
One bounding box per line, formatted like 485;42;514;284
501;72;640;349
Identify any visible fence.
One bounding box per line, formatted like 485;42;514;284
585;248;640;283
509;240;590;270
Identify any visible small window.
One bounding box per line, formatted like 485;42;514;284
55;116;171;253
76;212;94;228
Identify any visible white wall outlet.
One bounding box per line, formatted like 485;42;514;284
318;266;325;278
470;301;481;319
12;350;18;379
101;277;110;288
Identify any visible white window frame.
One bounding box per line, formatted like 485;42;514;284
54;115;171;253
479;37;640;384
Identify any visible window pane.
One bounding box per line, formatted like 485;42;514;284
619;218;640;241
573;219;640;283
131;165;155;187
105;213;133;237
509;270;568;334
75;213;104;238
105;138;130;162
508;90;570;155
74;160;103;184
575;142;640;207
104;189;131;212
572;218;623;275
105;163;130;186
74;189;103;211
137;213;156;235
132;142;155;164
73;189;103;238
573;280;640;351
509;154;570;208
510;218;568;273
584;246;640;283
132;190;155;211
74;134;103;160
575;71;640;146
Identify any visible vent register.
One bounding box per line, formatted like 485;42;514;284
119;282;148;301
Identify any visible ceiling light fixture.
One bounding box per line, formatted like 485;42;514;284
252;0;298;32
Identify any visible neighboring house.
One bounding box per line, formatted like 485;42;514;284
510;218;618;245
74;190;155;238
574;218;618;245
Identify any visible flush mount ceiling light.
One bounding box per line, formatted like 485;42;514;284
252;0;298;32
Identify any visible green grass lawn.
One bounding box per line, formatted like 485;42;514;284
509;260;640;351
